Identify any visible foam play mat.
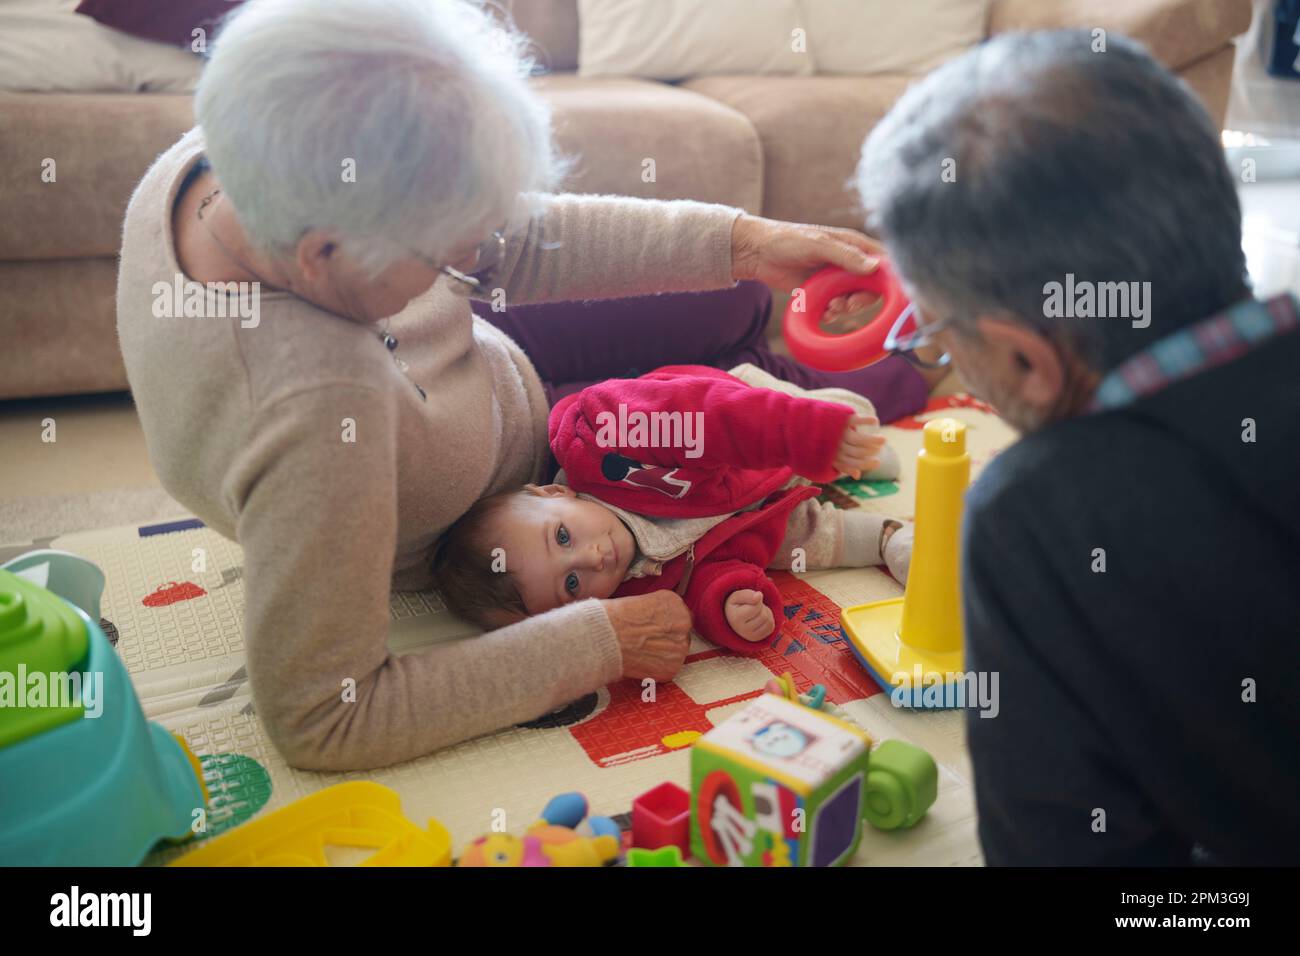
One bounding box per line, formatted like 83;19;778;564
2;394;1013;866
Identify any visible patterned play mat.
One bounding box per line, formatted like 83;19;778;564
3;394;1013;866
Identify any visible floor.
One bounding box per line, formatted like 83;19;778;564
3;177;1300;539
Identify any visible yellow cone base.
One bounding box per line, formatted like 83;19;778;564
841;598;965;709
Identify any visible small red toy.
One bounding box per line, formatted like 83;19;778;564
781;262;915;372
632;781;692;855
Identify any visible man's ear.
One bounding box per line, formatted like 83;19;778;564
973;317;1065;408
523;483;576;498
294;229;341;282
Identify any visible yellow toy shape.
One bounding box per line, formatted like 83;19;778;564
529;822;621;866
170;781;451;867
458;821;620;867
459;833;530;867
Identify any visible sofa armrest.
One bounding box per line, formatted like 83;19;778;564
989;0;1252;69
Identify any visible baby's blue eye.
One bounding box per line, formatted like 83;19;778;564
565;572;579;595
556;525;570;546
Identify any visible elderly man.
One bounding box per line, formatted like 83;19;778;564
857;31;1300;865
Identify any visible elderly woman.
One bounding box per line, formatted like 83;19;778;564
117;0;929;771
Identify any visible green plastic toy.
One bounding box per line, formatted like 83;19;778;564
627;846;687;867
864;739;938;831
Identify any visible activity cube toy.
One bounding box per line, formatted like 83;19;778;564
690;694;872;867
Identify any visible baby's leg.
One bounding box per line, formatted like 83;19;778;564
772;498;913;584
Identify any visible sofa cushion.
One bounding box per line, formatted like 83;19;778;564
989;0;1253;70
534;74;763;211
0;1;204;93
0;93;195;261
1;257;126;398
576;0;812;80
498;0;580;72
682;73;912;229
0;75;764;263
801;0;990;75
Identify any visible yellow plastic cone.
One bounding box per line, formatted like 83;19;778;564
841;417;969;707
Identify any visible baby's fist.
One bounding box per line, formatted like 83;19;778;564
833;413;885;479
725;589;776;643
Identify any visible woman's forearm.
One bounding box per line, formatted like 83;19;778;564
254;599;621;771
489;192;743;306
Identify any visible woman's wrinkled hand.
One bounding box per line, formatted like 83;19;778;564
602;591;692;682
731;214;883;312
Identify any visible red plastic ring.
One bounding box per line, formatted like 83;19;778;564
781;262;912;372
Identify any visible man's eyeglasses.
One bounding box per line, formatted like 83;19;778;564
884;304;957;369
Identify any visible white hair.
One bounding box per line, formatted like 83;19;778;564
195;0;563;274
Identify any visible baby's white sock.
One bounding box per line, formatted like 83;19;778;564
841;510;913;585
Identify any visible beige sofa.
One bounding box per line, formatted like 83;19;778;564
0;0;1252;400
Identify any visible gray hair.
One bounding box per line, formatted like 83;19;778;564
195;0;565;275
855;30;1250;371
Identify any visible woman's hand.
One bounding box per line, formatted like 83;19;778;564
731;214;886;320
602;591;692;681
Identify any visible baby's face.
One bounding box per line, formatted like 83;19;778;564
490;485;636;614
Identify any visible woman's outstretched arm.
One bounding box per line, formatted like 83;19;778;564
486;193;743;306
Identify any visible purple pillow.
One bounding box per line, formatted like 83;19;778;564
76;0;245;48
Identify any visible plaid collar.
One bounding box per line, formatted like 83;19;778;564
1091;293;1300;412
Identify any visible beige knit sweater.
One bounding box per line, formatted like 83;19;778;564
117;128;743;770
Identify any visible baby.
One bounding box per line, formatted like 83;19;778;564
432;364;913;652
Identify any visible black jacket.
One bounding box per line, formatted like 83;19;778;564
962;323;1300;865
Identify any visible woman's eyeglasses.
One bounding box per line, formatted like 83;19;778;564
884;304;957;369
417;230;508;297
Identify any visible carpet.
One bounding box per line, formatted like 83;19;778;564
3;393;1013;866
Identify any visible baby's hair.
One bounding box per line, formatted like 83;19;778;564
430;489;528;628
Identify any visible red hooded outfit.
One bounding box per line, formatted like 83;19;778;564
548;365;856;652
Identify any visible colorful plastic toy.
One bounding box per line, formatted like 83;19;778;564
767;676;938;833
691;694;872;867
864;740;938;831
0;550;208;866
171;781;451;866
627;845;687;867
632;781;691;854
782;263;915;372
459;791;621;867
841;418;969;706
